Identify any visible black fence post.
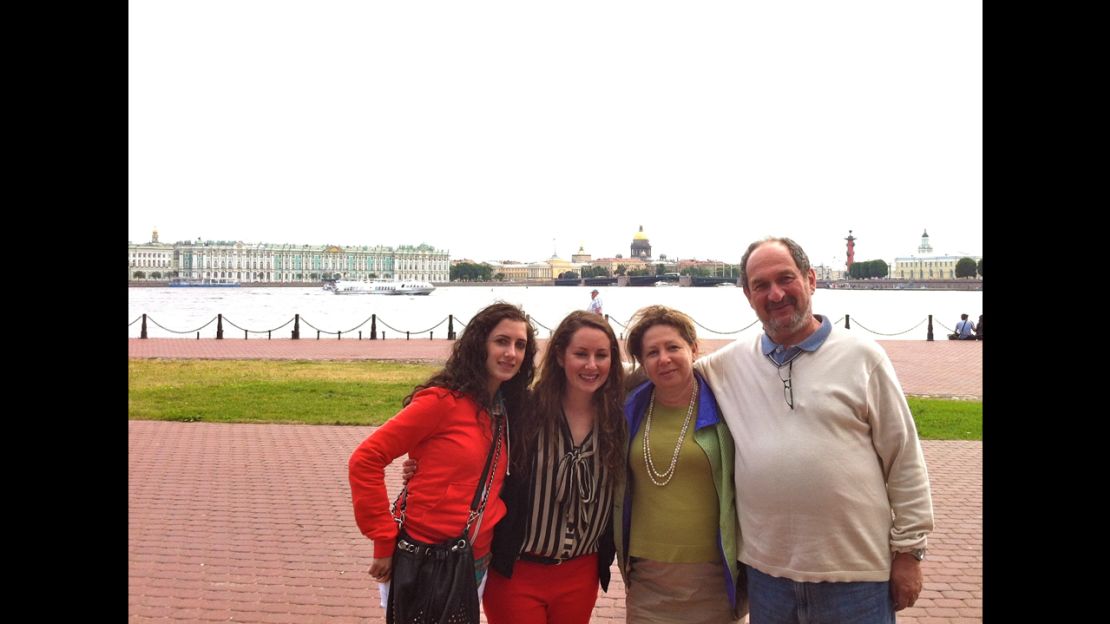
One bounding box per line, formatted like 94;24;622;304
244;330;248;339
268;331;271;340
358;331;362;340
140;314;148;339
844;314;851;329
292;314;300;340
406;331;410;340
927;314;934;341
429;331;433;340
217;314;224;339
371;314;377;340
338;331;342;340
448;315;456;340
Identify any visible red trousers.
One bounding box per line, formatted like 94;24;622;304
482;552;600;624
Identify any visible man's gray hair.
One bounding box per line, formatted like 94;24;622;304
739;237;812;289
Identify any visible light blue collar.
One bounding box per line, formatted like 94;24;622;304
761;314;832;366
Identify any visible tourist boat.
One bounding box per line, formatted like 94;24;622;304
331;279;435;295
168;277;241;287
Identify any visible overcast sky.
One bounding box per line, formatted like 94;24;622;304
129;1;981;269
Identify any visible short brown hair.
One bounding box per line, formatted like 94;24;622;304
625;305;698;365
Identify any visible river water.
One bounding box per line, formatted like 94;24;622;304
128;285;983;341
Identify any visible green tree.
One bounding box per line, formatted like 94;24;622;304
494;272;506;282
955;257;977;278
627;268;651;276
133;271;146;279
977;258;982;277
151;271;162;279
616;264;628;276
560;271;579;279
450;262;494;281
656;263;666;276
848;260;887;279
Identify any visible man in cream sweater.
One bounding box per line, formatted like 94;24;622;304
694;237;933;623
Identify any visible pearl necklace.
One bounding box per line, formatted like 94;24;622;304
642;381;698;487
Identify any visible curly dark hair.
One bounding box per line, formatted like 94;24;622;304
515;311;626;480
625;305;699;366
403;302;537;423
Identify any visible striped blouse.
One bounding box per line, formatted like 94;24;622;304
519;414;614;560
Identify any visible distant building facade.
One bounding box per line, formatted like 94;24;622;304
813;264;846;281
891;230;980;280
590;256;650;276
491;260;556;282
128;230;449;283
676;258;731;276
127;228;175;280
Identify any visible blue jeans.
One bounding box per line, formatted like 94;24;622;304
746;565;894;624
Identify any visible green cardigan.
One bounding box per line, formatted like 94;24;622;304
614;374;740;610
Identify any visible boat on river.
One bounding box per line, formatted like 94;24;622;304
331;279;435;295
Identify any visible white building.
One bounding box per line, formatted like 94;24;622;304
128;229;450;283
127;228;175;280
892;230;980;280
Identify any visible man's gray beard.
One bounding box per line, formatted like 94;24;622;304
765;302;811;338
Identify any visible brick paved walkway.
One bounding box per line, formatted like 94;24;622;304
128;423;980;624
129;338;982;622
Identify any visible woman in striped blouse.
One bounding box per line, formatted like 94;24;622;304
483;310;627;624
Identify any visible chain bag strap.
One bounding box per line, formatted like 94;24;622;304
389;399;505;539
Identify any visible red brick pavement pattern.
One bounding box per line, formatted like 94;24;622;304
129;421;981;623
129;338;982;399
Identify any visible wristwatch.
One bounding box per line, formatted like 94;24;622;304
910;548;926;561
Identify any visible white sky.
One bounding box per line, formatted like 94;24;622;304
129;1;981;268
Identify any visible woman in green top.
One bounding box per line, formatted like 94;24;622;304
614;305;743;623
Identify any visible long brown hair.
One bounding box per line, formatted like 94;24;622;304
404;302;537;420
515;311;626;478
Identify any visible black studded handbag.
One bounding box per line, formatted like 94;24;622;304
386;415;503;624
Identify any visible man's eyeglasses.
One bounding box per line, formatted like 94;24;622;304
776;359;794;410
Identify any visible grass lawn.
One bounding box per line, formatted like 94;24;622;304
906;396;982;440
129;360;982;439
128;359;438;425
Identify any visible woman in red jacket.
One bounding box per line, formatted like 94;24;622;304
348;302;538;610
